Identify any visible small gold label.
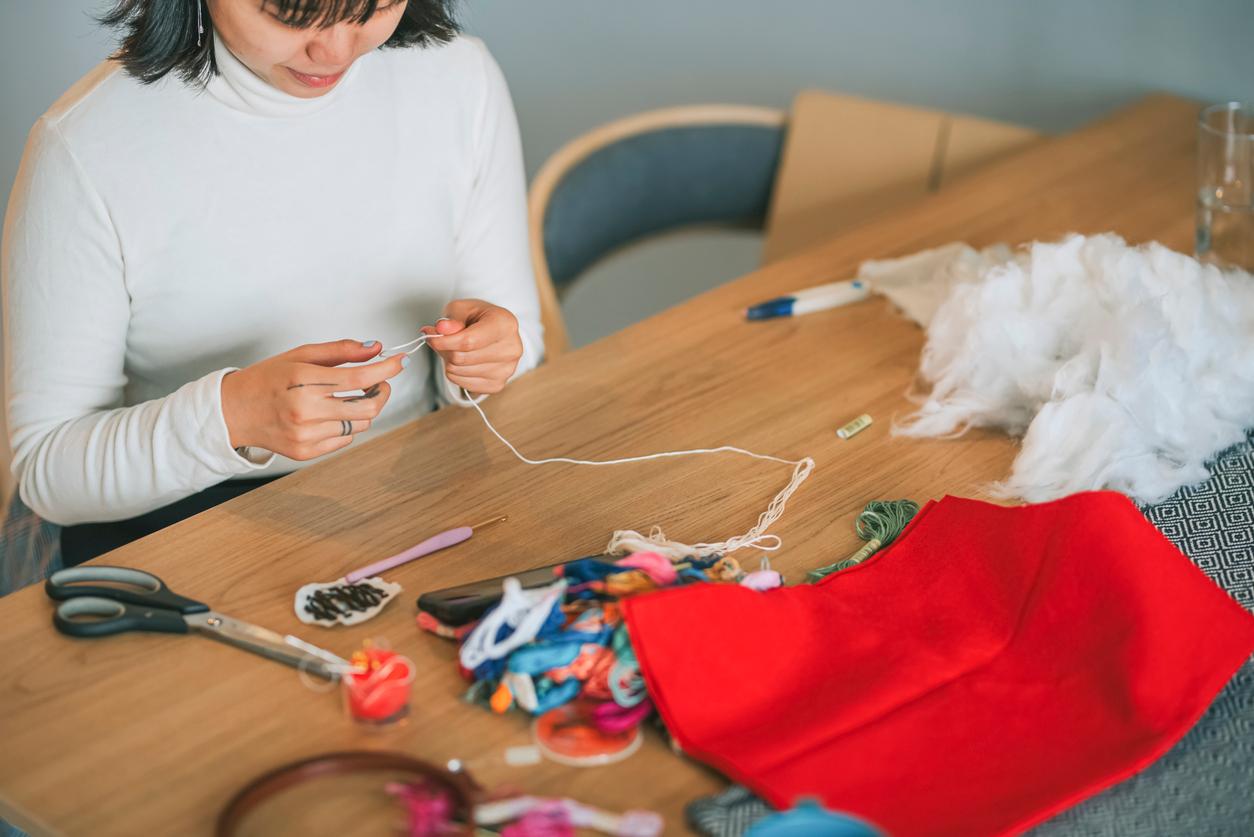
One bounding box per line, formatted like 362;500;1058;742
837;413;873;440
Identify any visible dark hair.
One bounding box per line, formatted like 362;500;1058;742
100;0;459;86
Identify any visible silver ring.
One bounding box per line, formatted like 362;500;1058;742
340;419;352;437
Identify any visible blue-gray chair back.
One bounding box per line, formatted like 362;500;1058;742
529;106;785;355
543;120;786;290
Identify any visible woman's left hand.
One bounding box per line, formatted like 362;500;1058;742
422;299;523;395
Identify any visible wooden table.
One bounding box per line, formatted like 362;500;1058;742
0;94;1199;835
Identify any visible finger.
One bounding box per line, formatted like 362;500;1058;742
313;418;372;441
434;317;465;336
413;321;459;355
290;433;355;462
442;299;488;324
427;317;500;354
441;342;522;367
339;380;391;405
283;420;366;459
287;339;383;367
294;354;407;391
446;373;506;395
321;381;393;421
427;300;494;351
442;360;516;380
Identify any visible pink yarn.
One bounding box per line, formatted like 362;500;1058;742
740;569;782;591
616;552;677;585
592;697;654;734
385;781;456;837
500;801;575;837
618;810;666;837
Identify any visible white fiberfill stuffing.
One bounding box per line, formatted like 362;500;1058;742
860;233;1254;504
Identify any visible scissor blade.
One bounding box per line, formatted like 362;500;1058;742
185;611;346;681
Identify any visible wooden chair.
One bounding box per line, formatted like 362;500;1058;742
527;105;786;357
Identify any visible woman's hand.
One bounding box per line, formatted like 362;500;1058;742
220;340;406;460
423;299;523;395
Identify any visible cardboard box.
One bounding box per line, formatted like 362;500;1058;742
763;90;1041;263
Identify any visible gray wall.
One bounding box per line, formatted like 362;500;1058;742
465;0;1253;344
3;0;1253;347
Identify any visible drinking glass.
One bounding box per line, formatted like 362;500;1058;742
1196;102;1254;272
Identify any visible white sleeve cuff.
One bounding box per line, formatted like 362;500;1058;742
434;354;489;408
232;445;274;466
197;368;275;472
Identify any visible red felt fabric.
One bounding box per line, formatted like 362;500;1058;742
621;492;1254;837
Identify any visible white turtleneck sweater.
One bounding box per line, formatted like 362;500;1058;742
1;34;543;526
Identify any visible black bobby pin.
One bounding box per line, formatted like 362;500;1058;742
306;582;389;621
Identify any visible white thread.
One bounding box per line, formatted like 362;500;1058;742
504;743;542;766
384;336;816;559
459;577;567;671
380;334;439;357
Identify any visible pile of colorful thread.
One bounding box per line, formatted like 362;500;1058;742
419;551;780;734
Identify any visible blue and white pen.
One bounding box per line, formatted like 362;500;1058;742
744;278;870;320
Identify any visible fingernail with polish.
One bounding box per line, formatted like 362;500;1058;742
362;340;377;348
401;355;411;368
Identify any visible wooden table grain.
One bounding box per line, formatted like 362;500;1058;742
0;94;1200;835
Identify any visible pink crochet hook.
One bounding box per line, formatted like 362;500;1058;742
343;515;507;584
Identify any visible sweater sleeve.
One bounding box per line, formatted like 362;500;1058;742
2;119;272;526
435;40;544;407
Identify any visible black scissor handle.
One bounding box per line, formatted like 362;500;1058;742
52;596;191;638
45;566;209;615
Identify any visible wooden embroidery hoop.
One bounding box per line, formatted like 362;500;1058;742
215;750;478;837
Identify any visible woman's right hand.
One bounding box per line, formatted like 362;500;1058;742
220;339;408;461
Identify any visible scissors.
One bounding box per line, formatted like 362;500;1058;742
45;566;351;681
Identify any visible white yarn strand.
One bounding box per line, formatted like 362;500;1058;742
381;334;439;357
468;398;815;558
384;336;816;559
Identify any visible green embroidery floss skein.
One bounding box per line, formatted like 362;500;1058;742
807;499;920;582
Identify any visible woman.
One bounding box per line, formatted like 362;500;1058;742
0;0;543;592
